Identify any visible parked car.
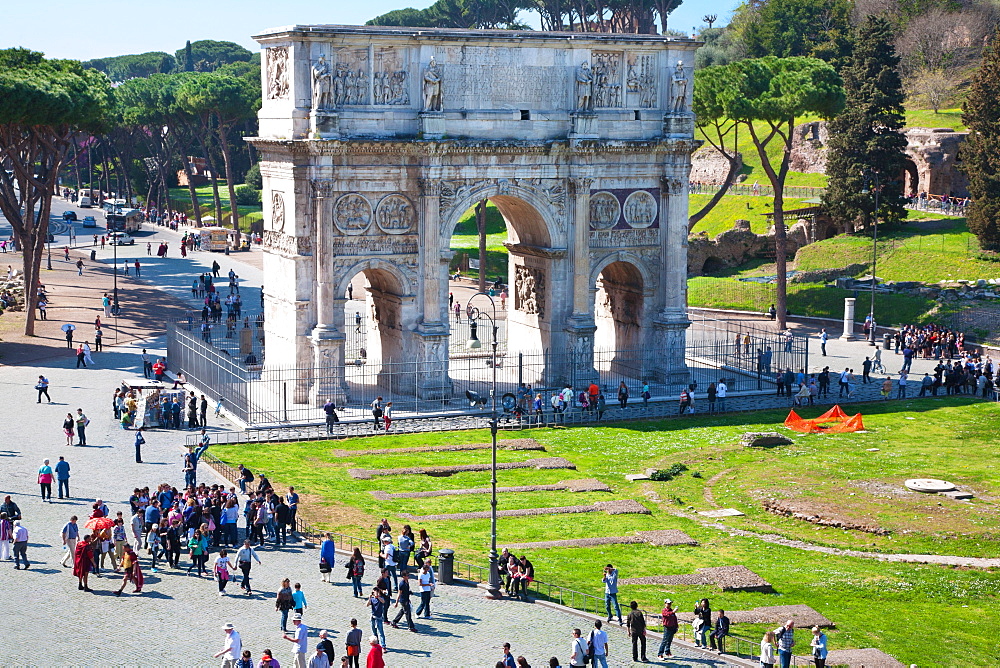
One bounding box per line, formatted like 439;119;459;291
108;232;135;246
81;216;97;228
62;211;77;221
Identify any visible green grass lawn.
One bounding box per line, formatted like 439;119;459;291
904;108;967;132
210;398;1000;665
689;194;817;237
168;182;262;232
449;202;510;279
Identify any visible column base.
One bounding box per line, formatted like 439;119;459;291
310;326;348;406
651;314;691;385
564;317;598;388
569;111;599;139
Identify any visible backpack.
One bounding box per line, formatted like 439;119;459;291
352;558;365;578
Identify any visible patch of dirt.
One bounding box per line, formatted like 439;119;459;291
848;479;915;498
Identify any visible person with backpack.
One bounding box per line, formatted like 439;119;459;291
348;548;366;598
678;389;691;415
370;396;383;431
588;620;609;668
569;628;588;667
235;539;261;595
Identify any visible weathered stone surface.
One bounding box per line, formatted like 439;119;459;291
349;456;575;479
622;565;774;593
698;508;746;518
335;438;543;457
370;477;610;500
740;431;794;448
505;529;697;551
799;648;904;668
399;498;649;521
942;489;974;500
676;604;834;628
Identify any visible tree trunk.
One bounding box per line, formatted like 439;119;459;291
475;199;488;292
71;139;82;192
217;125;241;244
196;129;224;225
772;188;788;330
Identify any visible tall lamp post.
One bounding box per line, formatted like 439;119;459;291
465;291;501;596
861;171;881;346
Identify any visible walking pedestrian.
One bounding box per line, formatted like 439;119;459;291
898;371;908;399
602;564;623;625
283;614;309;668
60;515;79;567
75;344;87;369
382;402;393;431
141;349;152;379
626;600;648;662
214;623;242;668
366;637;385;668
345;619;362;668
134;259;141;277
113;544;144;595
236;539;261;595
415;561;434;618
293;582;308;616
316;630;336;666
55;456;70;498
37;459;53;502
819;328;828;356
11;520;29;569
134;427;145;463
215;549;236;596
370;396;383;431
391;570;417;632
349;548;366;598
569;629;588;668
76;259;84;276
75;408;88;446
587;620;609;668
277;578;295;631
36;375;51;403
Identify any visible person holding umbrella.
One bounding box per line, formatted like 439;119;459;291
63;323;75;348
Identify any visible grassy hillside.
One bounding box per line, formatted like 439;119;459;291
689;193;818;237
904;108;966;131
448;202;509;279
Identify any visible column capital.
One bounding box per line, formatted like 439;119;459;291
310;179;337;199
417;178;442;197
568;177;594;195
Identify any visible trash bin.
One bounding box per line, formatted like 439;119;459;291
437;548;454;585
90;250;97;261
883;333;892;350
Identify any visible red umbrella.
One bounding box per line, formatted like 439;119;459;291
85;516;114;532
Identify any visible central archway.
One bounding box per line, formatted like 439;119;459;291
594;260;645;379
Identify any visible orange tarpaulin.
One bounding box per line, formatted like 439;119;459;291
784;405;865;433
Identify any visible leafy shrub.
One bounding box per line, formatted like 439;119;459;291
649;463;689;481
234;184;261;206
244;163;262;190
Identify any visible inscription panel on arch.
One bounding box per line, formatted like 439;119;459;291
442;47;568;110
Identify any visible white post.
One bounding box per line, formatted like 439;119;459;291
840;297;856;340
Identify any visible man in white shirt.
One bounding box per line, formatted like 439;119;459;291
12;521;29;569
570;628;588;667
381;534;398;588
213;623;241;668
590;620;610;668
283;615;309;668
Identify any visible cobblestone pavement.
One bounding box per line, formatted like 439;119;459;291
0;355;744;667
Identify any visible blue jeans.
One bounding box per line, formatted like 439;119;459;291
657;627;676;656
352;576;364;597
592;655;608;668
697;626;709;647
239;479;247;494
370;616;386;647
386;565;398;589
778;649;792;668
280;608;290;631
604;593;622;622
416;590;432;617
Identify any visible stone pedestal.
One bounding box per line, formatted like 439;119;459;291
564;317;598;389
310;326;348;406
419;112;445;139
414;326;453;400
569;112;598;139
310;110;340;138
840;297;856;340
663;113;694;137
651;314;691;385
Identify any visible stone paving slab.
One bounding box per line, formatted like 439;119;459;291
335;437;544;457
504;529;698;551
622;566;774;593
371;478;610;500
349;456;576;479
798;648;905;668
400;499;650;522
675;604;834;628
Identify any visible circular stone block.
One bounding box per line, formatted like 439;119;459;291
905;478;956;493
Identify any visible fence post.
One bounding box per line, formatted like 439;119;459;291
282;382;288;423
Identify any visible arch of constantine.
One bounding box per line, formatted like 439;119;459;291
249;25;698;405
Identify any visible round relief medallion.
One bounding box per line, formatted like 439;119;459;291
589;191;621;230
270;192;285;232
375;194;414;235
623;190;658;228
333;193;373;235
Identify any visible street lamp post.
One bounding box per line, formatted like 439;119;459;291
861;171;881;346
466;291;502;596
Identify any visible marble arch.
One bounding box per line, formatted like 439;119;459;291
248;25;698;404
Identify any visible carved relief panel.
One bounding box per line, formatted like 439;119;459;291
514;265;545;319
626;54;656;109
266;47;290;100
332;48;370;106
373;48;409;106
374;194;414;235
588;188;659;230
592;52;623;108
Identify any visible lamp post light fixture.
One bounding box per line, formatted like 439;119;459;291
465;291;501;597
860;171;881;346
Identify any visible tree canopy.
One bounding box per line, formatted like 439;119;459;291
82;52;176;81
173;40;253;73
697;56;845;327
736;0;852;66
823;16;909;232
0;49;111;334
960;28;1000;250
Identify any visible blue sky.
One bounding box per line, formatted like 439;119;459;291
1;0;738;61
